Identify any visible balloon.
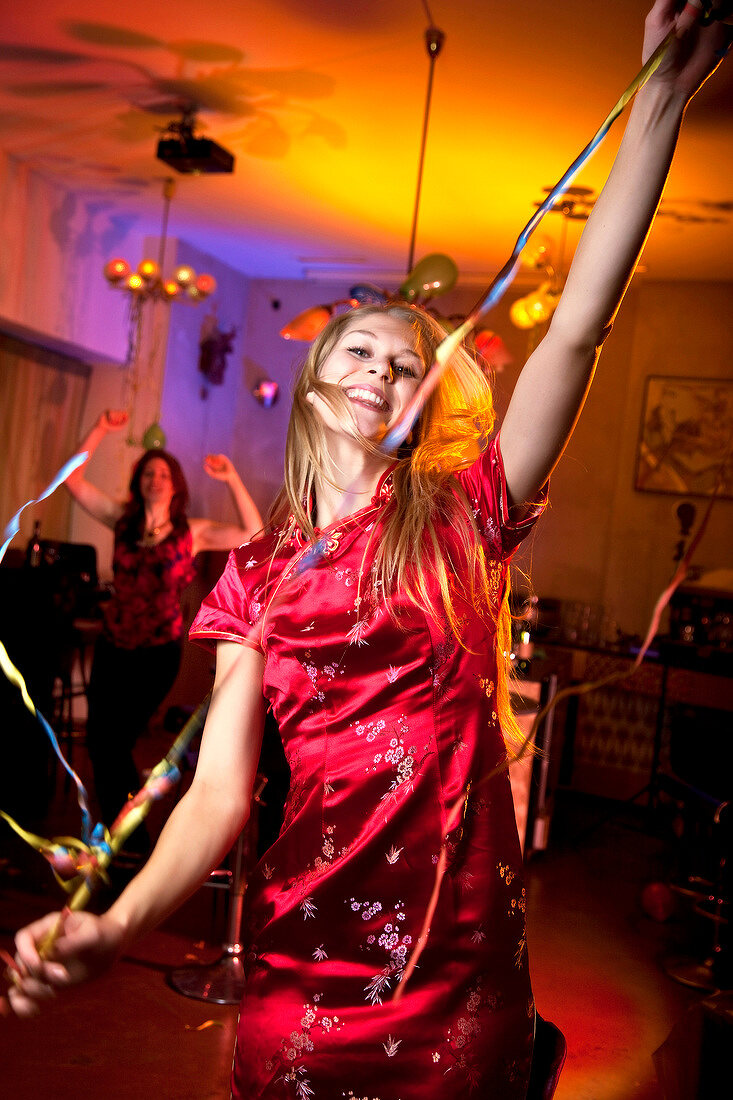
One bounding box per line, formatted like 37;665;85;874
280;305;333;342
474;329;513;369
142;422;167;449
399;253;458;303
349;283;389;305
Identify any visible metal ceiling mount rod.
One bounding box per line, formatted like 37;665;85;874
406;25;445;276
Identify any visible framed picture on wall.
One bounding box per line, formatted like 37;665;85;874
635;376;733;500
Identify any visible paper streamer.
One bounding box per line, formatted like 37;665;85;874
0;451;88;563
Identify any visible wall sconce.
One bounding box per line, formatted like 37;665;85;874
253;379;279;407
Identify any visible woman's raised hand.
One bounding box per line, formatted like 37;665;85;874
2;909;124;1018
203;453;235;482
644;0;731;98
98;409;129;433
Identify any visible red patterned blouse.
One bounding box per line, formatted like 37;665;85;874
104;525;195;649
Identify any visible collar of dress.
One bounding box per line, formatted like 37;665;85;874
288;462;396;551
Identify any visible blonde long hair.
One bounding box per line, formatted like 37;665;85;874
269;304;523;751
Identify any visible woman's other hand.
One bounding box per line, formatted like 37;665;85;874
204;453;235;482
99;409;129;433
2;909;124;1018
644;0;731;98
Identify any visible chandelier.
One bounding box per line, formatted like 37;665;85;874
103;178;217;304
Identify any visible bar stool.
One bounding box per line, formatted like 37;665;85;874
53;617;102;762
659;703;731;993
168;774;267;1004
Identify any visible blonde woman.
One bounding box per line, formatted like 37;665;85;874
5;4;728;1097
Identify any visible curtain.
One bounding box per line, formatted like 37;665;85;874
0;332;90;552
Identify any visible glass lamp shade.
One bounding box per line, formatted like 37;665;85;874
126;272;146;294
137;258;160;281
525;281;559;324
280;305;333;342
162;280;181;299
195;273;217;298
104;258;130;284
174;264;196;287
399;253;458;302
509;297;535;330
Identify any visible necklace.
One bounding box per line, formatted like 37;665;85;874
142;519;170;541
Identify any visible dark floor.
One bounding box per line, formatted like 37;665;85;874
0;726;728;1100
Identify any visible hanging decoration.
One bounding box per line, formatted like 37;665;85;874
198;313;237;398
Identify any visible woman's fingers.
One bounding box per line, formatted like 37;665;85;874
103;408;129;430
677;0;704;36
13;914;60;977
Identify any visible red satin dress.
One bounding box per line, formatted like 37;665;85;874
190;437;547;1099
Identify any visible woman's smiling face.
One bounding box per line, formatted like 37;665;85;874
315;313;426;443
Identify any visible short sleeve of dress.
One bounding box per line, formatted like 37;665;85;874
456;433;548;560
189;547;262;653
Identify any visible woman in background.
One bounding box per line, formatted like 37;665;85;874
65;409;262;841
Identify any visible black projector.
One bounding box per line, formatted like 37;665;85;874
156;135;235;174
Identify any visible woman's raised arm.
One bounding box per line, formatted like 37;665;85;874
499;0;729;511
190;454;263;555
64;409;129;529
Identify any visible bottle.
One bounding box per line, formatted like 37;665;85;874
26;520;42;567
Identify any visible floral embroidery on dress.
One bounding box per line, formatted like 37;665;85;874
267;995;345;1099
471;500;502;557
349;897;413;1005
478;676;495;699
498;861;528;968
346;618;370;647
382;1035;402;1057
428;628;457;698
285;824;351;906
440;976;505;1091
300;896;317;920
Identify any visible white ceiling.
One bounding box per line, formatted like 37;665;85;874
2;0;732;286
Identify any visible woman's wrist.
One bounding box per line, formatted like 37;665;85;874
634;77;689;125
96;907;134;959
